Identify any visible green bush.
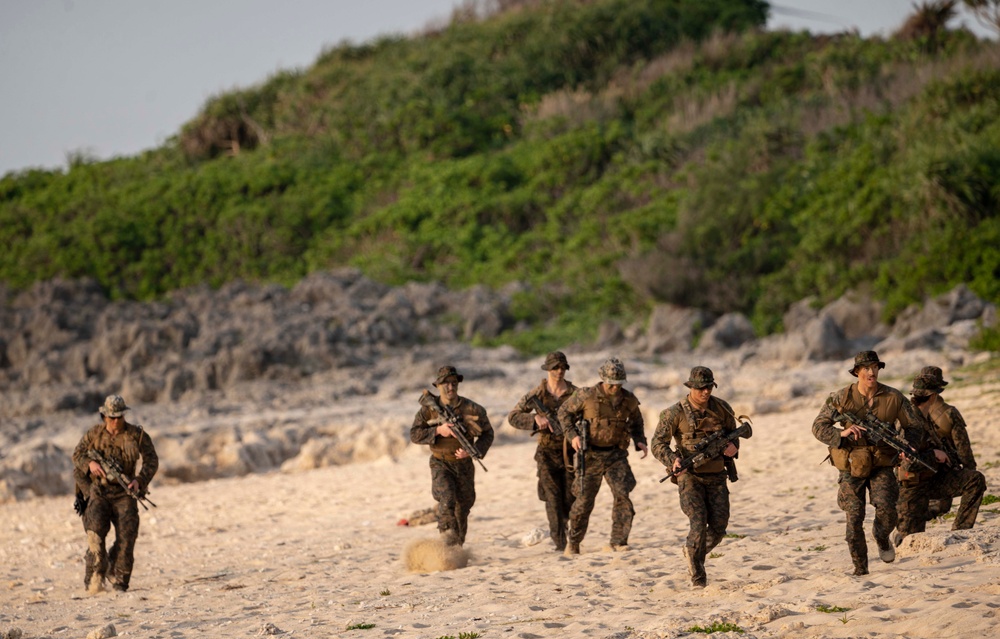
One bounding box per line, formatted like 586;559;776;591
1;1;998;352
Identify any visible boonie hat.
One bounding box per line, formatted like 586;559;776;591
850;350;885;377
99;395;130;417
684;366;717;389
599;358;627;384
541;351;570;371
911;365;948;396
434;365;464;386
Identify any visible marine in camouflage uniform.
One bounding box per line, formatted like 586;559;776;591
895;366;987;544
410;365;494;546
651;366;741;588
558;358;647;556
507;351;578;551
812;351;927;576
71;395;159;592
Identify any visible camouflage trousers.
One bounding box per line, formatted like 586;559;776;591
676;471;730;585
567;448;636;547
897;466;987;539
429;456;476;546
837;467;897;574
82;489;140;591
534;444;575;551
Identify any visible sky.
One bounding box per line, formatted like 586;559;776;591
0;0;992;177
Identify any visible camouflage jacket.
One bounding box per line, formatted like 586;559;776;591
72;421;159;497
507;378;578;449
812;382;926;456
923;396;977;469
410;396;494;462
651;396;738;469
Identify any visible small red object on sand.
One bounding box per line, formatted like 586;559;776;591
397;518;409;526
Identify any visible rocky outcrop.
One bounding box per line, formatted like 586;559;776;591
0;275;995;504
0;270;513;419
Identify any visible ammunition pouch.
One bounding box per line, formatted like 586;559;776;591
829;446;850;471
830;444;895;478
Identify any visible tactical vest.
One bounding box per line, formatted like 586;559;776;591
827;386;901;476
532;380;575;447
678;398;729;473
84;422;145;493
429;398;484;461
927;400;954;442
898;399;953;483
580;389;639;449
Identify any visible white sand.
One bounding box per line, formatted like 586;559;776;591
2;359;998;639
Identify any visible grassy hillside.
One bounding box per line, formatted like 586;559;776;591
2;0;999;352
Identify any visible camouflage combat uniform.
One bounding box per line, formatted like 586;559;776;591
896;396;986;539
651;394;739;587
72;408;158;592
558;383;645;550
507;378;578;551
410;394;493;546
813;380;925;575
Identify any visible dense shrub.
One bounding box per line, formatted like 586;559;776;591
1;0;998;351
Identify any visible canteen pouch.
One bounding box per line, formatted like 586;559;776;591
848;448;873;478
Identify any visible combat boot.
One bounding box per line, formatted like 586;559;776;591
683;547;707;587
852;557;869;576
876;537;895;563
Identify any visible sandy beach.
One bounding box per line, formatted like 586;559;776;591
2;352;998;639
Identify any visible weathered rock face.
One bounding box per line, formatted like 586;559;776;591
0;270;514;419
646;304;715;354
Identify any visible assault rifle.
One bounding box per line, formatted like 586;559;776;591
922;421;962;469
86;449;157;510
528;396;564;436
833;410;935;473
419;390;488;472
660;420;753;484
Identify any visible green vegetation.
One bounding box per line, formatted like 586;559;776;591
346;622;376;630
435;633;480;639
688;621;745;634
816;604;851;613
2;0;999;351
982;494;1000;505
808;545;828;552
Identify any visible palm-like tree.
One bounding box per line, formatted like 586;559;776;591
894;1;959;51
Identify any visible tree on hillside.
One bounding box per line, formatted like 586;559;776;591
962;0;1000;34
895;1;958;50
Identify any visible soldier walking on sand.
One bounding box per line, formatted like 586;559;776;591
651;366;741;589
558;357;647;556
410;365;494;546
895;366;987;545
72;395;158;592
507;351;579;551
812;351;926;576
